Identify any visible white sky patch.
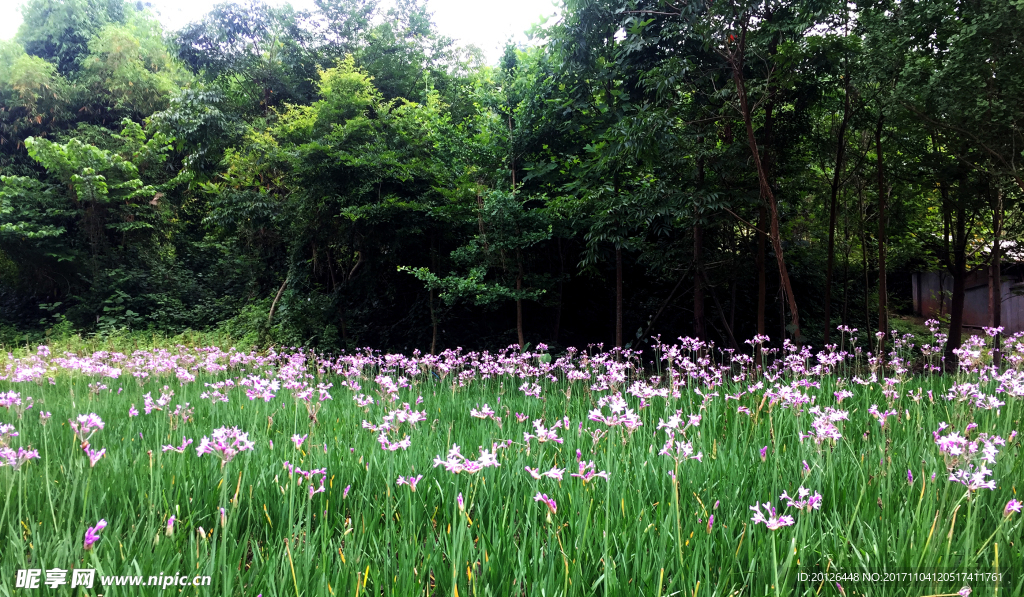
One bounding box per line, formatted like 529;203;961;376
1;0;560;65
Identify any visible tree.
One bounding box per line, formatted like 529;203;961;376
16;0;128;75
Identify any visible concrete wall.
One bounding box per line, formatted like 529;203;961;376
913;269;1024;333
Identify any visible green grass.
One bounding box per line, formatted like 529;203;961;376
0;343;1021;596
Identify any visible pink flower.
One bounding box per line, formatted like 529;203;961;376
308;476;326;498
750;502;795;530
1005;499;1023;517
526;466;565;480
166;515;176;536
70;413;104;442
570;460;609;484
291;434;308;449
533;492;557;515
196;427;255;464
84;446;105;467
396;475;424;491
84;519;107;550
162;436;193;453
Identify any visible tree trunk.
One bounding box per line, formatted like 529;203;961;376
516;258;525;349
730;38;801;341
552;237;564;344
693;224;705;341
858;181;871;333
990;188;1003;368
700;269;739;350
430;242;440;354
842;202;851;326
944;201;967;366
822;76;851;345
757;204;766;338
429;289;438;355
876;115;888;359
615;246;623;348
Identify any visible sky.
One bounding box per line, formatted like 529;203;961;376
0;0;561;65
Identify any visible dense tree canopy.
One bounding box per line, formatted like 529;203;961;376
1;0;1022;360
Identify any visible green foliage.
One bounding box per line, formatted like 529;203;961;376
16;0;128;74
1;0;1022;354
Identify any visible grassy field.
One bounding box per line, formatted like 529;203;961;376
0;330;1021;596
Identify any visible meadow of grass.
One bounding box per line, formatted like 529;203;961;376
0;328;1021;596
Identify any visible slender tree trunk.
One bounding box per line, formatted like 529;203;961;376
516;258;525;348
842;196;851;325
990;188;1003;367
859;184;871;333
429;289;438;355
945;201;967;366
641;268;690;341
757;204;766;338
615;246;624;348
823;76;851;345
694;225;705;341
700;269;739;350
876;115;888;359
730;38;801;341
729;221;737;333
779;286;786;345
552;237;564;344
729;278;737;335
694;153;706;343
430;242;439;354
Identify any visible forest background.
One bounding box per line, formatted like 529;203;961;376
1;0;1022;361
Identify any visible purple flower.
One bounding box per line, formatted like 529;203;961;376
958;586;971;597
343;485;351;498
706;514;714;534
0;446;40;471
162;436;193;454
220;507;227;527
533;492;557;515
750;502;796;530
1005;499;1023;517
84;446;106;467
432;443;501;474
129;405;139;417
570;460;609;484
84;519;107;550
308;475;326;498
70;413;104;442
907;469;914;484
291;434;307;450
166;515;175;536
457;493;465;511
760;446;768;461
781;487;823;511
196;427;255;465
868;404;898;427
396;474;424;491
